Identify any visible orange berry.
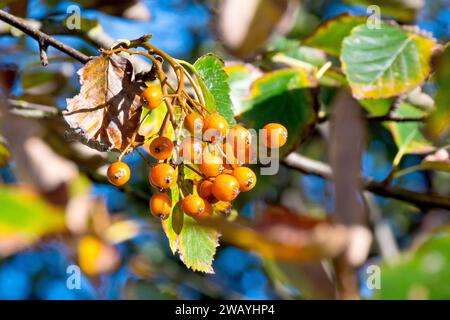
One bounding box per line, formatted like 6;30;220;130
197;180;217;203
227;125;251;150
149;137;174;160
203;113;228;142
141;86;163;109
149;163;177;189
197;201;213;219
179;137;203;163
199;149;225;177
262;123;288;148
211;174;240;202
222;143;240;169
184;112;204;135
107;161;130;187
232;167;256;192
182;195;206;217
150;192;172;219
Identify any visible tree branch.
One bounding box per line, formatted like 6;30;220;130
283;152;450;211
0;9;90;64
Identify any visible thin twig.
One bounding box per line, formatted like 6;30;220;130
283;152;450;210
0;9;90;64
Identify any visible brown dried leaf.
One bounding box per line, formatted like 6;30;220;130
64;54;144;152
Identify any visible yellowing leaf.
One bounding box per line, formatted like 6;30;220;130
64;54;144;152
341;23;437;99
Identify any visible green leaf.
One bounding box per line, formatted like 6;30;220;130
240;69;318;158
0;187;65;254
425;45;450;144
171;202;184;235
303;14;367;56
341;23;437;99
161;185;219;273
225;64;262;116
374;227;450;299
360;98;395;116
178;216;219;273
193;54;236;125
386;103;434;154
270;37;328;65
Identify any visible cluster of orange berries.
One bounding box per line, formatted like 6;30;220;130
106;86;288;221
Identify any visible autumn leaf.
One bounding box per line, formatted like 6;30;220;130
64;54;144;152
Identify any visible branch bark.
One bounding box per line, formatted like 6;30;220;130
283;152;450;211
0;9;90;64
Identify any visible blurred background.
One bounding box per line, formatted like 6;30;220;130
0;0;450;300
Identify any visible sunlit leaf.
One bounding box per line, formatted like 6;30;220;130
387;103;434;154
64;54;144;152
0;138;10;167
303;14;367;56
78;235;120;276
240;68;318;158
161;184;219;273
194;54;236;125
341;23;437;99
425;46;450;144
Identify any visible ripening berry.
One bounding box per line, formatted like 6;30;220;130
179;137;203;163
197;179;217;203
199;150;225;177
150;192;172;219
149;136;174;160
232;167;256;192
184;112;204;135
149;163;177;189
141;86;163;109
182;194;206;217
222;143;240;170
107;161;131;187
211;174;240;202
203;113;228;142
197;201;213;219
262;123;288;148
227;125;251;150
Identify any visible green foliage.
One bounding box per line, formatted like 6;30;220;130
303;14;367;56
193;54;236;125
375;228;450;299
341;23;437;99
162;185;219;273
343;0;422;22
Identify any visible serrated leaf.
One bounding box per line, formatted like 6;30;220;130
194;54;236;125
178;216;219;273
161;185;219;272
303;14;367;56
64;54;144;152
341;23;437;99
387;102;434;154
425;45;450;144
240;68;318;158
